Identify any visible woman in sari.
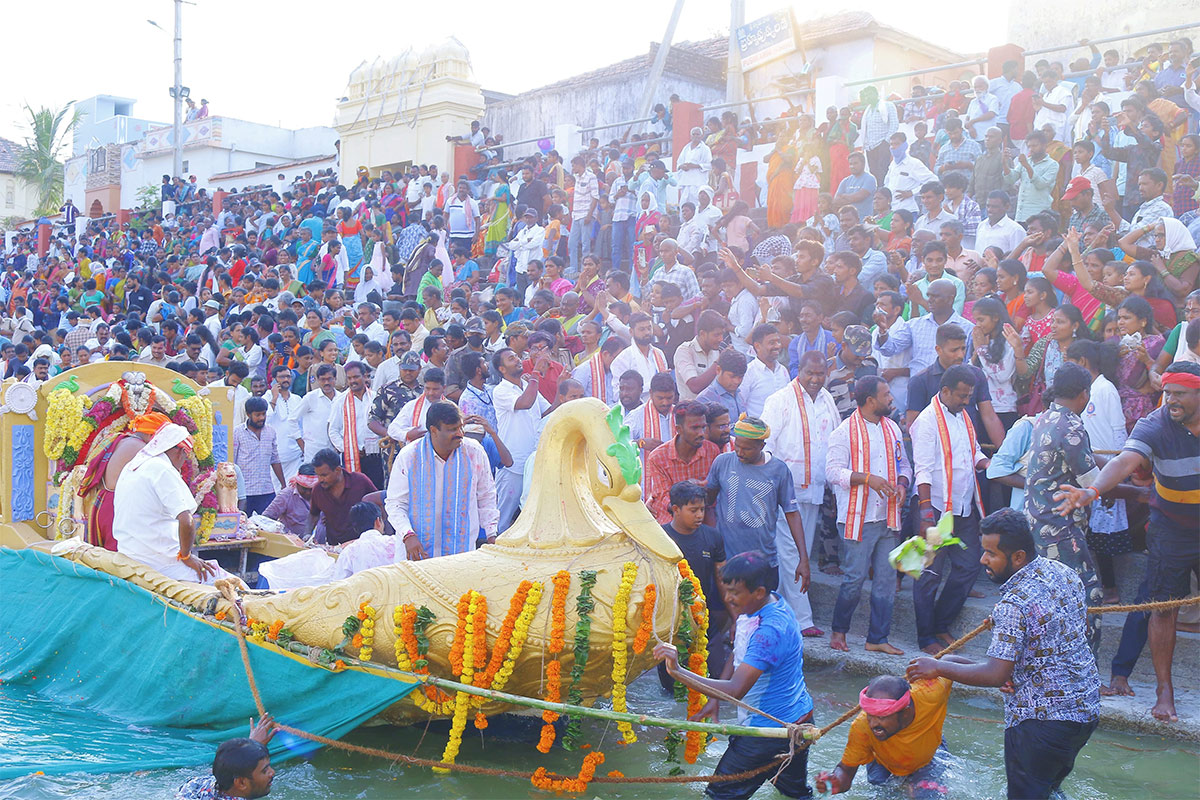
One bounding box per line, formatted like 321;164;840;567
336;207;365;291
483;173;513;258
307;338;347;391
573;254;605;316
790;132;823;226
823;105;857;194
294;227;321;284
762;130;796;228
1108;295;1164;430
1073;258;1180;331
1116;217;1199;306
301;310;334;349
634;189;661;239
1018;276;1058;353
1006;303;1086;416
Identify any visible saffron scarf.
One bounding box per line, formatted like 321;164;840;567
931;398;982;514
588;353;609;403
844;411;900;542
408;434;474;557
790;381;814;488
342;390;361;474
410;394;427;428
640;403;675;495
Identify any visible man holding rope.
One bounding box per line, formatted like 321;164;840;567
1055;361;1200;723
907;509;1100;800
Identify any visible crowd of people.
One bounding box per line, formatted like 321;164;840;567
5;37;1200;800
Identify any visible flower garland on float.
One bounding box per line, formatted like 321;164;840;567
472;579;543;729
530;751;606;793
436;589;484;772
394;604;456;714
677;561;710;764
561;570;597;750
610;561;638;744
537;570;571;753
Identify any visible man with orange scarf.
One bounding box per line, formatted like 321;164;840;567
78;411;171;551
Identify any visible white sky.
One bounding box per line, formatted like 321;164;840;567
0;0;1012;148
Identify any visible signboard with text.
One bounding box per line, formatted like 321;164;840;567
736;11;798;71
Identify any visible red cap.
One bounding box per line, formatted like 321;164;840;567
1062;176;1093;200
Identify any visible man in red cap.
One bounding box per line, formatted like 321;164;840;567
1062;176;1111;237
814;673;955;797
1056;361;1200;723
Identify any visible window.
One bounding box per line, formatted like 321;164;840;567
181;160;189;173
5;180;13;207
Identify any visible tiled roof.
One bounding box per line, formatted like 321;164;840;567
0;137;23;174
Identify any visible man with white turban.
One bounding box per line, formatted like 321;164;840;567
113;423;223;583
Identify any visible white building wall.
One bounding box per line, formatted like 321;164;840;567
1007;2;1198;64
743;38;876;120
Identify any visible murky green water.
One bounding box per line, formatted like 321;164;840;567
2;666;1196;799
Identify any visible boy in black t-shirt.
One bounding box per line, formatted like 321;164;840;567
662;481;730;683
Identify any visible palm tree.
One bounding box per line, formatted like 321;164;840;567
16;102;81;217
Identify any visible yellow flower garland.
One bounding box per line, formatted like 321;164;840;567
44;388;86;461
358;603;376;662
436;590;481;773
178;395;214;460
486;581;542;695
611;561;638;744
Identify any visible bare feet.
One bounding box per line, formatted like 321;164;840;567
968;588;985;599
1100;676;1134;697
866;641;904;656
936;632;956;648
820;563;844;577
1102;588;1120;605
1151;685;1178;722
921;643;943;655
1177;620;1200;634
830;632;850;652
801;626;825;638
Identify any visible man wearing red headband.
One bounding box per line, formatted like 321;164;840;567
814;674;953;797
1055;361;1200;724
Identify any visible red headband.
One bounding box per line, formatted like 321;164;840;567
859;687;911;717
1162;372;1200;389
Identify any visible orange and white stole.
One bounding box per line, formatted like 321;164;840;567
410;393;428;428
790;380;813;488
640;403;675;496
342;390;362;473
931;398;983;515
588;352;608;403
649;347;668;374
844;411;900;541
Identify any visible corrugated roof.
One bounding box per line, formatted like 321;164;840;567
0;137;23;174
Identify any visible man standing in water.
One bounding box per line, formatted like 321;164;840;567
907;509;1100;800
1055;362;1200;723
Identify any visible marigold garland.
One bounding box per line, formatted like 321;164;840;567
677;562;710;764
44;388;86;461
393;604;455;714
562;570;597;750
530;751;605;793
631;583;656;654
471;579;544;731
611;561;638;744
357;602;376;662
436;590;482;773
538;570;571;753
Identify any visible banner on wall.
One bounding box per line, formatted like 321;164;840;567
736;11;798;72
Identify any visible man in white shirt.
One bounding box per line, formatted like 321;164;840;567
609;158;637;271
1033;67;1074;144
825;376;912;655
492;347;550;531
884;132;936;214
296;364;338;460
674;127;712;208
724;268;759;357
609;313;669;403
328;362;383;489
910;365;991;654
203;299;222;338
388;369;447;443
871;291;911;417
762;350;840;634
509;207;545;284
913;181;954;235
113;423;223;584
209;362;252;429
385;401;499;560
742;323;790;418
445;181;481;253
972;190;1027;257
267;365;304;487
673;310;725;401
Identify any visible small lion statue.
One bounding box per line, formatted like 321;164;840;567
214;462;239;513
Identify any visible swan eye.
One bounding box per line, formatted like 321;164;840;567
596;461;611;488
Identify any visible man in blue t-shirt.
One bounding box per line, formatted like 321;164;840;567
657;550;814;799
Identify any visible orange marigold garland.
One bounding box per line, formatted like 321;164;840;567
436;590;482;772
631;583;657;654
676;562;710;764
472;579;544;729
530;751;606;793
537;570;571;753
393;604;454;714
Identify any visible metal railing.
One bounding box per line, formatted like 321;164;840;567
1024;21;1200;57
701;88;813;113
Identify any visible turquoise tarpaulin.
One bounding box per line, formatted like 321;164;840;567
0;547;417;778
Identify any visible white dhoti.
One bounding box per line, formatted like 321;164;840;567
775;502;819;630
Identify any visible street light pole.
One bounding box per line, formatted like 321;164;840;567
172;0;183;179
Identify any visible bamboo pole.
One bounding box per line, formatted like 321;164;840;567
224;624;793;740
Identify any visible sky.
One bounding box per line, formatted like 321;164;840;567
0;0;1012;150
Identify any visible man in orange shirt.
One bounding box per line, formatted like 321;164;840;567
815;674;954;797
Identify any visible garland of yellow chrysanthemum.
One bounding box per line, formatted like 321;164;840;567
354;602;376;662
394;604;456;714
537;570;571;753
530;751;606;793
678;561;710;764
472;579;543;730
44;388;86;461
611;561;638;744
177;395;214;461
436;590;482;772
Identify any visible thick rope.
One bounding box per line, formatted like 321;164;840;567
224;592;1199;787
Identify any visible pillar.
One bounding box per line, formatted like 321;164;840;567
554;123;581;162
212;190;228;216
36;219;51;258
988;45;1024;79
671;102;702;170
452;143;481;183
814;75;848;118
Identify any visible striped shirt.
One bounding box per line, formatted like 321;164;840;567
1123;407;1199;528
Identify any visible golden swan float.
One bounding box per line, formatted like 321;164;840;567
0;364;690;728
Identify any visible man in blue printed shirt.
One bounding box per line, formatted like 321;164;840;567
908;510;1100;800
657;550;814;800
